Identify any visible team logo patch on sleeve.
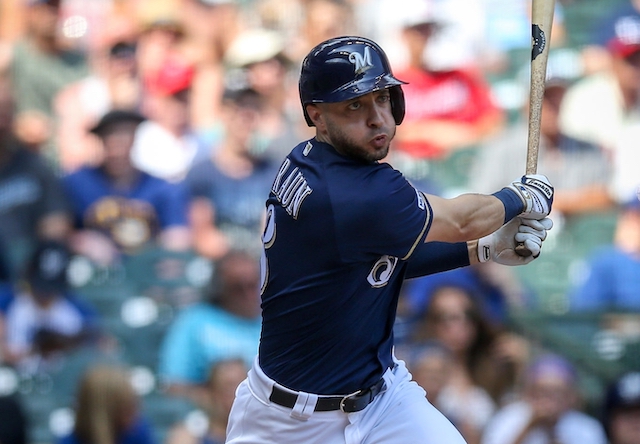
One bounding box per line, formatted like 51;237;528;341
415;188;426;210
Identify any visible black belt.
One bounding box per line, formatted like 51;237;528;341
269;377;386;413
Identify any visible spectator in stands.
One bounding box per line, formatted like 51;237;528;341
402;339;454;407
580;0;640;75
409;282;530;411
568;196;640;312
559;11;640;154
9;0;89;155
166;358;248;444
62;109;191;265
223;28;302;162
399;265;528;335
0;71;72;276
57;364;156;444
131;53;202;183
611;118;640;206
0;240;100;370
178;0;243;131
407;284;526;444
601;371;640;444
288;0;358;64
186;87;279;260
158;250;261;403
0;394;27;444
391;2;503;164
54;18;142;173
133;1;183;80
179;0;242;68
469;73;614;218
481;353;607;444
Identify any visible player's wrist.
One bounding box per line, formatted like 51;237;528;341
476;236;493;263
467;239;481;265
492;188;525;223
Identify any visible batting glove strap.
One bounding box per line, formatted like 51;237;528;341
506;174;554;220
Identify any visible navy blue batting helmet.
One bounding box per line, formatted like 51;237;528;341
299;36;407;127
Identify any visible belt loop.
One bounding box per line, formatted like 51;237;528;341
290;392;318;420
382;365;395;392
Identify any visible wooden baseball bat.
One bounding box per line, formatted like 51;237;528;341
515;0;556;257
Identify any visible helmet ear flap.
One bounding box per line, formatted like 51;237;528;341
390;86;405;125
303;104;314;127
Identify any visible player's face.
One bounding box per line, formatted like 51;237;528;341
311;90;396;162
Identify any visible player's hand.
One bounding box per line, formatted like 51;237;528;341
506;174;554;220
478;217;553;265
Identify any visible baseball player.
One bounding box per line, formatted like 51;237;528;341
225;36;554;444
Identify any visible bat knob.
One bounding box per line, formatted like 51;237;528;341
515;242;533;257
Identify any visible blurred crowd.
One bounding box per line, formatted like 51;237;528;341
0;0;639;443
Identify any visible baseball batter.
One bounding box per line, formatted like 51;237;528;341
225;36;554;444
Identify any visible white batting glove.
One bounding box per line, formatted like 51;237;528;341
478;217;553;265
506;174;554;220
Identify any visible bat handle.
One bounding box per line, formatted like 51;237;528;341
515;166;538;258
515;241;533;257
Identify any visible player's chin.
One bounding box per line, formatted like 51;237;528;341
367;135;390;160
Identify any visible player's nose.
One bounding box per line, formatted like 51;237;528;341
367;102;386;128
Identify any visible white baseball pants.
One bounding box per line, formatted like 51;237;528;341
225;357;467;444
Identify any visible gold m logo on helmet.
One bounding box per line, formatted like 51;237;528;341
348;46;373;75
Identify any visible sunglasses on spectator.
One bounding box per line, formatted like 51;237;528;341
109;42;137;59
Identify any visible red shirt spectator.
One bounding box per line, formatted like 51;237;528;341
396;66;502;158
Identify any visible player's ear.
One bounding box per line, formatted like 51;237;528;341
306;104;324;128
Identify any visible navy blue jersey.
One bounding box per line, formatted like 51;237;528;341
259;139;432;395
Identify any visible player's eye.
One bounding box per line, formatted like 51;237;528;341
377;93;390;103
347;101;361;110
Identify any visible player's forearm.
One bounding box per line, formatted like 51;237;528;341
426;193;510;243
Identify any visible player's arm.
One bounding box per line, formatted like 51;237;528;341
406;175;554;273
406;215;551;278
425;193;507;244
425;174;554;244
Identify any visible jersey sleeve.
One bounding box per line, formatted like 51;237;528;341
405;241;470;278
332;165;431;262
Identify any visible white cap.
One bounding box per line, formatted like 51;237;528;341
399;0;441;29
224;28;287;68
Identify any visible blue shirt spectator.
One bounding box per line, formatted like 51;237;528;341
186;87;278;260
0;240;100;369
158;250;261;401
159;302;260;386
569;198;640;312
63;166;189;251
62;110;191;264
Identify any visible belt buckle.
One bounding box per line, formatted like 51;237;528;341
339;389;363;413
